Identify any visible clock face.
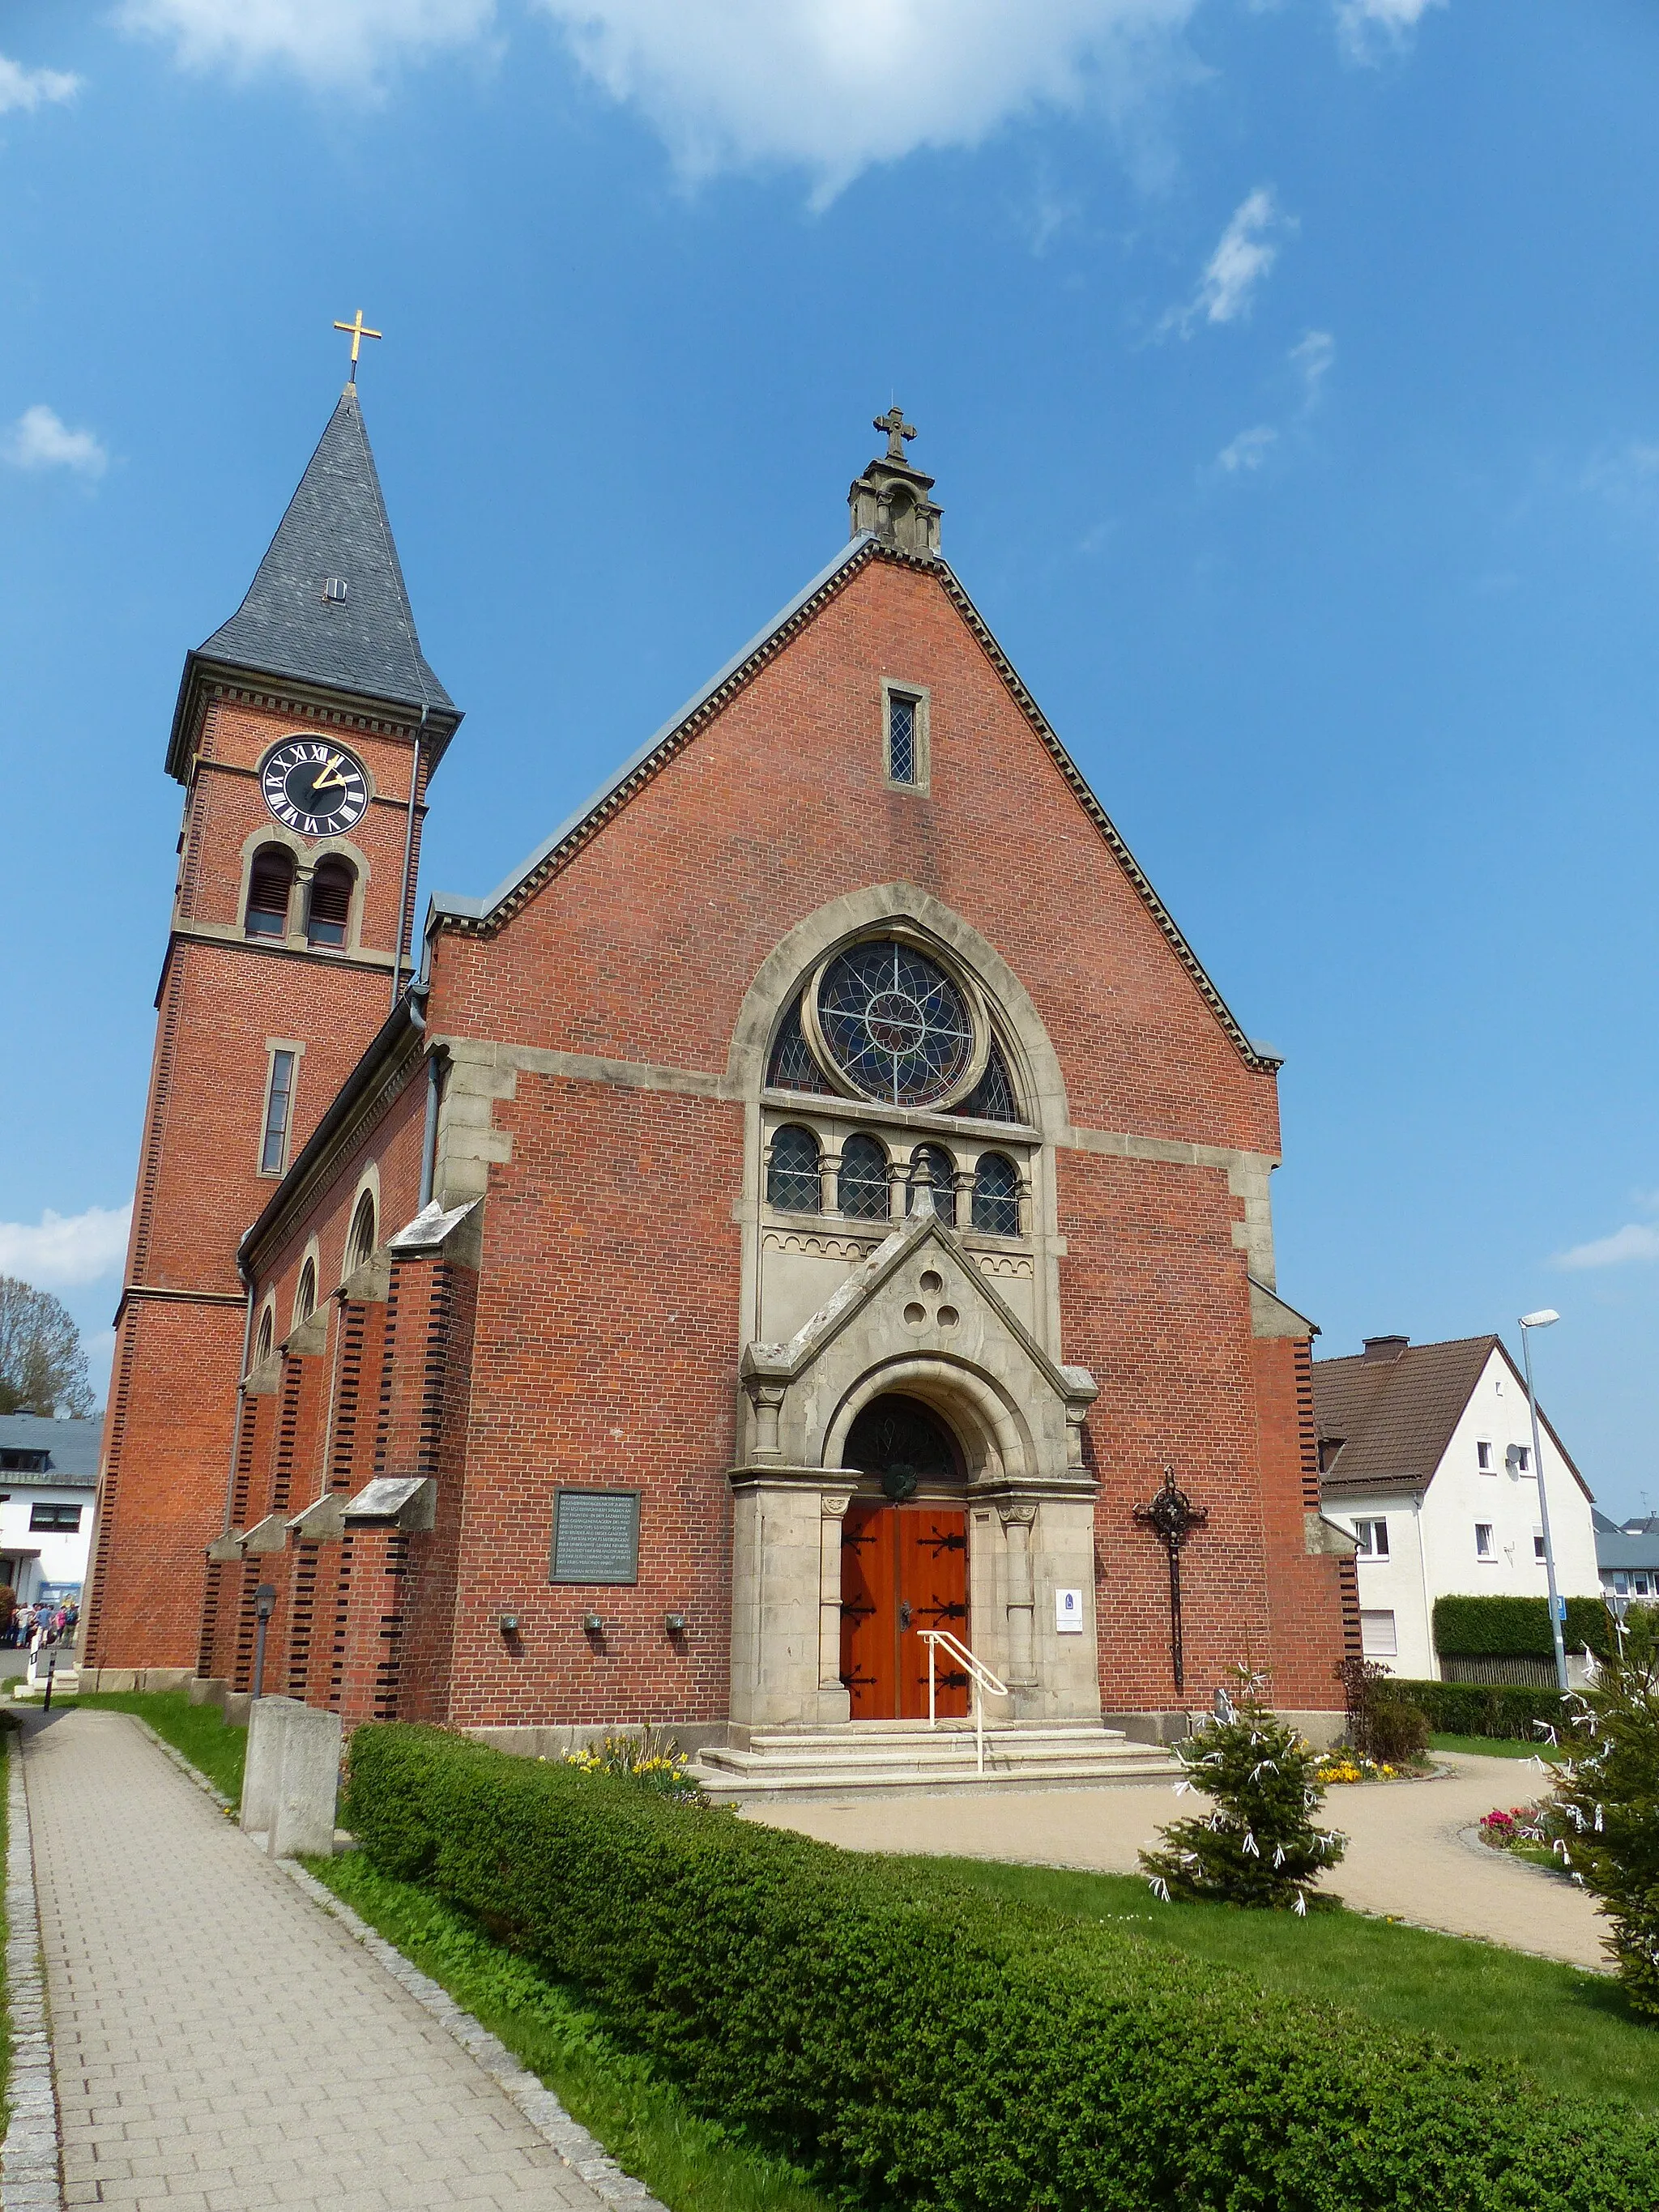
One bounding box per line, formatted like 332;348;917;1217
258;739;370;837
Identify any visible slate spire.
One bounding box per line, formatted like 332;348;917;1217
196;383;454;723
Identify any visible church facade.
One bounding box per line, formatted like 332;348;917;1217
83;390;1358;1745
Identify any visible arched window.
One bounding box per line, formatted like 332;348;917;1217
245;846;295;938
294;1259;317;1327
958;1039;1021;1124
971;1153;1021;1237
839;1133;891;1221
766;1126;821;1214
346;1191;377;1274
306;857;354;948
907;1142;955;1217
253;1308;273;1368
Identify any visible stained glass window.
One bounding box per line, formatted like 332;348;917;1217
908;1143;956;1217
957;1039;1021;1123
971;1153;1021;1236
767;1125;821;1213
839;1133;892;1220
766;995;834;1093
816;940;975;1106
887;693;918;785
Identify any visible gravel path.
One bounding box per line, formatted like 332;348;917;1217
744;1750;1612;1968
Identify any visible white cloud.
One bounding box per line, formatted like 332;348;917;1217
116;0;496;87
1291;326;1335;403
1337;0;1447;64
0;53;80;111
1217;423;1277;473
1559;1194;1659;1270
0;1205;131;1289
2;405;109;479
1168;186;1288;335
535;1;1200;197
1583;441;1659;511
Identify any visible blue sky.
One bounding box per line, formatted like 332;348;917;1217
2;1;1657;1516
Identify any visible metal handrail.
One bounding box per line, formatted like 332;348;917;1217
918;1628;1010;1775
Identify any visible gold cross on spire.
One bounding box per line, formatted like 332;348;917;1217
333;309;383;383
875;404;916;463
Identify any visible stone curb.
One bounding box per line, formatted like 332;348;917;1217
2;1727;64;2212
113;1711;668;2212
280;1862;670;2212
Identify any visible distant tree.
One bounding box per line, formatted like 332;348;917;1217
0;1275;95;1417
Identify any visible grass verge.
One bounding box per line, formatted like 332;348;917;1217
309;1849;836;2212
0;1728;9;2121
74;1691;247;1806
1431;1731;1563;1762
923;1855;1653;2110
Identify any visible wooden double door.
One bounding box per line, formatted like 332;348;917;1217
840;1502;970;1720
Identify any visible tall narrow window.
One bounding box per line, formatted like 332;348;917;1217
1474;1523;1495;1559
253;1309;274;1367
260;1050;297;1174
907;1143;955;1215
246;846;296;937
294;1259;317;1327
306;858;354;948
971;1152;1021;1236
1354;1517;1389;1558
885;690;924;786
347;1191;377;1275
839;1133;891;1220
766;1126;821;1214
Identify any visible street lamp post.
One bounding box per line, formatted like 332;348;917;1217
1519;1309;1568;1694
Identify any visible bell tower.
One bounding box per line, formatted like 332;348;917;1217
83;369;462;1672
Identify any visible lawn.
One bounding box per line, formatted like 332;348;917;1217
311;1850;836;2212
1431;1731;1563;1762
924;1855;1655;2111
75;1691;248;1806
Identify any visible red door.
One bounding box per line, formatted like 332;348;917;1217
841;1503;969;1719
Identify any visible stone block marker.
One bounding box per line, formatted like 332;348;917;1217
25;1710;638;2212
241;1691;301;1835
268;1703;343;1859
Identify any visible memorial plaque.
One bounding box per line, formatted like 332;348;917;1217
551;1488;642;1585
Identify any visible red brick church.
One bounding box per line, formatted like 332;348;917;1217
83;381;1356;1756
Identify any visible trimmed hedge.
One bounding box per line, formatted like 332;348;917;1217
348;1723;1659;2212
1390;1679;1568;1741
1434;1594;1612;1660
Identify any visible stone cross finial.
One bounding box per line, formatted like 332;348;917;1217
875;405;916;462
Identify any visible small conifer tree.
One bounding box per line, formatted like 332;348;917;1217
1140;1665;1347;1913
1550;1606;1659;2016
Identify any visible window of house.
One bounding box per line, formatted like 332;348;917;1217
305;857;354;948
0;1451;49;1474
246;846;296;937
29;1502;82;1533
1533;1532;1547;1562
907;1143;955;1216
347;1191;377;1275
1477;1441;1493;1472
1353;1517;1389;1558
1475;1523;1495;1560
839;1133;891;1220
971;1152;1021;1235
259;1051;297;1175
1507;1444;1530;1474
294;1259;317;1327
885;691;922;786
1359;1609;1397;1659
766;1126;821;1213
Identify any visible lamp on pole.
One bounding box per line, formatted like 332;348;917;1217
1518;1309;1568;1694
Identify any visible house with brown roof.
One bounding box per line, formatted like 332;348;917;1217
1312;1334;1599;1680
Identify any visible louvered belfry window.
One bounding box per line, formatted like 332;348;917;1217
246;847;295;937
306;858;354;948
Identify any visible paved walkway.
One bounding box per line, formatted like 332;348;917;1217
745;1751;1613;1968
24;1710;614;2212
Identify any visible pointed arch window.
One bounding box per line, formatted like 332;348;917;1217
306;858;354;948
839;1133;891;1221
246;846;295;938
766;1126;821;1214
294;1259;317;1328
346;1191;377;1275
253;1308;274;1368
766;995;834;1094
971;1153;1021;1237
958;1038;1021;1124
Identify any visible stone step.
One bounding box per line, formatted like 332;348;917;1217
744;1721;1128;1750
702;1736;1154;1775
693;1751;1179;1800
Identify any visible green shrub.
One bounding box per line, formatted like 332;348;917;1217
1390;1678;1568;1741
1339;1656;1432;1764
1433;1593;1613;1660
1140;1669;1346;1911
347;1722;1659;2211
1552;1609;1659;2017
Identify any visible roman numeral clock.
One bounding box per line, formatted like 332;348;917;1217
258;738;370;837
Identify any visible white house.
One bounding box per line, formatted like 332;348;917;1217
0;1413;101;1611
1313;1334;1600;1681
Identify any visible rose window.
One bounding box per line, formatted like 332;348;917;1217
811;940;979;1107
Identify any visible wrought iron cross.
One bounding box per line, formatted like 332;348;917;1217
333;309;383;381
1134;1466;1207;1693
874;404;916;462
